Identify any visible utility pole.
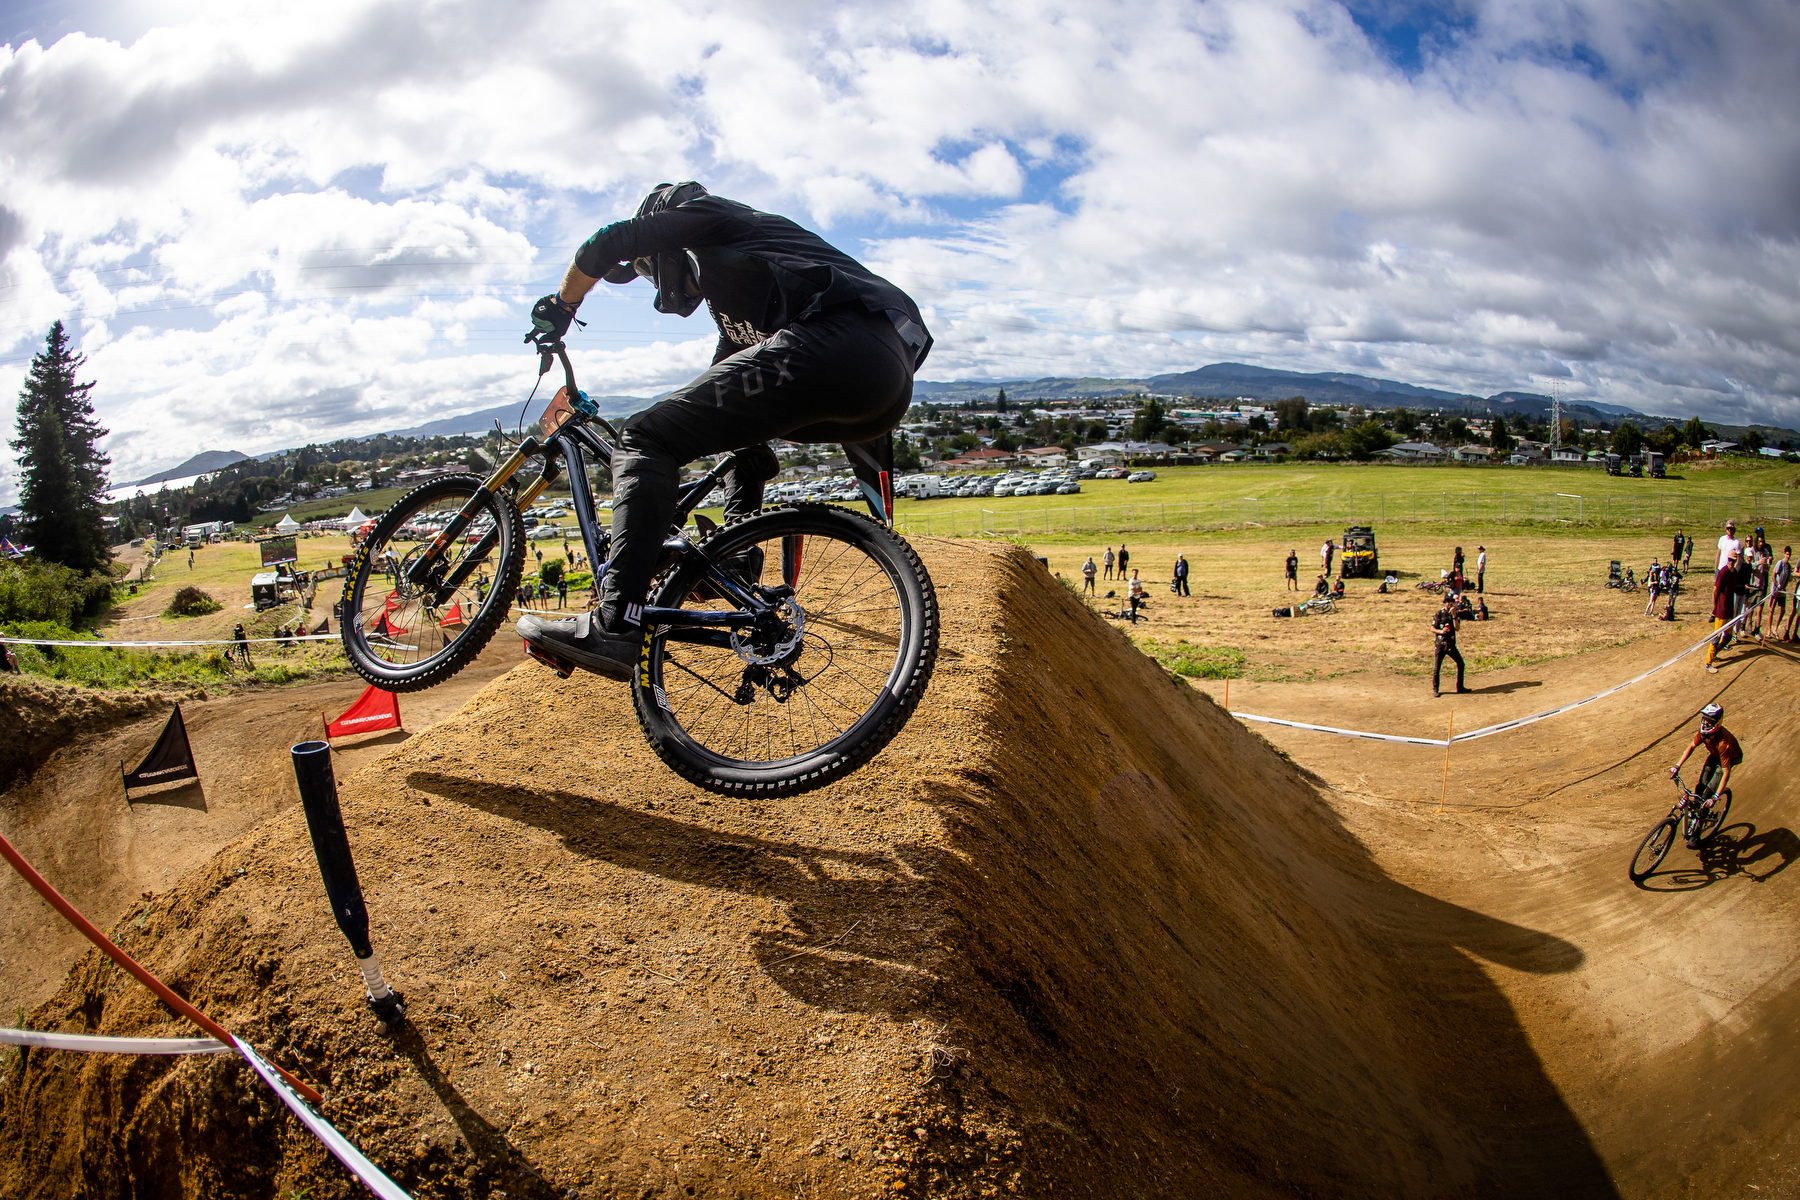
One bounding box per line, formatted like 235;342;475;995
1551;380;1562;450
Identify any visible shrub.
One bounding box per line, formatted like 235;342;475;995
539;559;565;588
0;561;115;628
165;586;222;618
1152;639;1246;680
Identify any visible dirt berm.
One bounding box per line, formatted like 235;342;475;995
2;541;1610;1198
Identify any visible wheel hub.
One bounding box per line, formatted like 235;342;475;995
729;597;804;667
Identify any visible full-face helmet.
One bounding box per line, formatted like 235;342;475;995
1699;703;1723;734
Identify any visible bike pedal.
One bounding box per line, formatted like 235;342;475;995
521;639;576;679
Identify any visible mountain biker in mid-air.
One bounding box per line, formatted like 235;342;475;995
1669;703;1741;847
515;182;933;679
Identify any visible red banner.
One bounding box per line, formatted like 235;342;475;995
438;602;465;627
323;686;401;739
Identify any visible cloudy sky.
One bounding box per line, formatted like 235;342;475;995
2;0;1797;491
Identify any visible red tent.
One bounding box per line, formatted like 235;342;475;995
323;685;401;739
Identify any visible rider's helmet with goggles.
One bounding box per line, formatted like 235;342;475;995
602;182;709;317
1699;703;1724;734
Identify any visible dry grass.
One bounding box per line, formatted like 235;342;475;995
1032;527;1738;682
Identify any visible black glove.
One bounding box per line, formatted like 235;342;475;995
525;293;582;344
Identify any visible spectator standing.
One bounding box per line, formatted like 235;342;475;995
1747;538;1771;641
1081;556;1097;595
518;582;534;612
1321;538;1334;576
1431;593;1469;697
1453;546;1465;581
1285;550;1299;591
187;549;194;569
1118;544;1130;578
1476;545;1487;594
1103;546;1115;580
558;577;570;608
1173;554;1190;596
1770;546;1792;643
1716;520;1742;572
1127;569;1144;622
232;622;253;669
1672;530;1687;568
1706;550;1740;673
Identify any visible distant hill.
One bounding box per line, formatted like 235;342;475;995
381;394;659;440
131;449;249;486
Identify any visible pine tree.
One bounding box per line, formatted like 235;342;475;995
11;322;111;571
995;388;1008;413
1489;414;1514;453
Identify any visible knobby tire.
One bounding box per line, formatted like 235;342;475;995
1629;817;1677;882
633;504;938;797
341;474;525;692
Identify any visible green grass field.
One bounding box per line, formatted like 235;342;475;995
888;457;1800;537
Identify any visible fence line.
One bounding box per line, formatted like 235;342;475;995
890;490;1797;539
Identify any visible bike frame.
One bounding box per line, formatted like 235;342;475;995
398;343;784;646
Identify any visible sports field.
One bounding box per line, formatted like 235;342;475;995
888;456;1800;537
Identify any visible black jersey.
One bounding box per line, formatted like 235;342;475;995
574;192;932;370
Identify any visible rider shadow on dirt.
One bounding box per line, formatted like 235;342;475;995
404;770;945;1017
1636;822;1799;892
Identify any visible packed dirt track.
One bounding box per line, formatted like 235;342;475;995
1;540;1796;1198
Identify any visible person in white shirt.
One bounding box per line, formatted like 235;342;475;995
1476;545;1487;594
1127;568;1145;622
1716;520;1743;573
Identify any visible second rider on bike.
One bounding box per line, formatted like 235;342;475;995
1669;703;1741;848
517;181;933;679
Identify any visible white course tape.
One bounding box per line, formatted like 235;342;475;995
0;1028;228;1055
0;635;339;648
1230;597;1770;749
3;1029;410;1197
232;1037;414;1200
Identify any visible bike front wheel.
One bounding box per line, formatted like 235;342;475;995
341;474;525;692
1629;817;1677;882
634;504;938;796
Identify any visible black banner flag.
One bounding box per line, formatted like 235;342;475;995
122;705;199;795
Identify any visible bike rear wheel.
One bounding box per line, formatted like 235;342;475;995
634;504;938;796
341;474;525;692
1629;817;1677;882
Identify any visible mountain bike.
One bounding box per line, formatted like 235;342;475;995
1628;769;1733;882
338;342;939;796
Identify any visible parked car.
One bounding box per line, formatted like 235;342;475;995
1127;470;1157;482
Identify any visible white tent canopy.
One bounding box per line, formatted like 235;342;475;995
274;513;301;530
341;507;368;528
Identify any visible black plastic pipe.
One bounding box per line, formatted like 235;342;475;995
291;740;405;1026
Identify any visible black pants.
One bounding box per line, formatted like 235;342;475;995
1174;576;1189;595
1696;756;1725;801
1433;641;1464;691
603;305;913;624
1477;570;1484;593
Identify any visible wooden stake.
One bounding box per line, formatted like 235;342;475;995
1437;712;1455;813
1224;677;1230;712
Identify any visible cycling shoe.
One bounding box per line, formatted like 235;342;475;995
517;612;639;681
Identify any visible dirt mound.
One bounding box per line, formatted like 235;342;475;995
0;541;1626;1198
0;636;534;1027
0;676;172;792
